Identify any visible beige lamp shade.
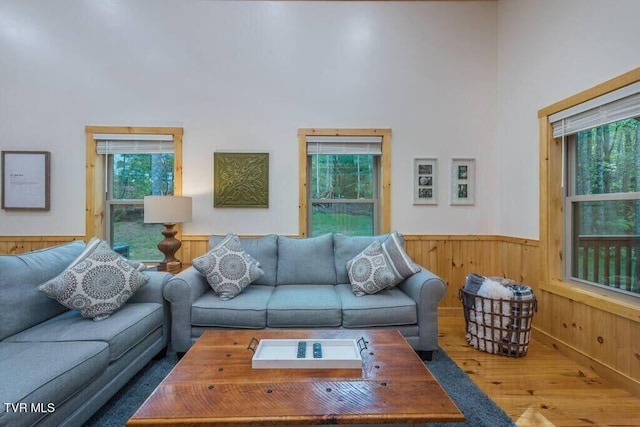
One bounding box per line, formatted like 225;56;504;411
144;196;192;224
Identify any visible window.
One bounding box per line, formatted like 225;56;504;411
85;126;183;261
105;151;174;261
550;83;640;297
298;129;391;237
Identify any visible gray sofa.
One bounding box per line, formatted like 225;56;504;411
0;241;172;427
164;233;446;359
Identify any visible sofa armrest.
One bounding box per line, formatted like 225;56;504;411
128;271;173;305
164;266;209;305
163;266;210;353
396;267;447;352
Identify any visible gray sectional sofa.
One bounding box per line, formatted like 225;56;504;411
164;233;447;359
0;241;172;427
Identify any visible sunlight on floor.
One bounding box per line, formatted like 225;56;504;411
516;406;555;427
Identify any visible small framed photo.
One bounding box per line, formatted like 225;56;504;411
451;158;475;205
413;158;437;205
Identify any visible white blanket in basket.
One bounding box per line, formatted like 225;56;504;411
466;278;513;354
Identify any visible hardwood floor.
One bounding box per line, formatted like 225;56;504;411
439;316;640;427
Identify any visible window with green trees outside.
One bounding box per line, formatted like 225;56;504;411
566;118;640;296
309;154;379;237
107;153;174;261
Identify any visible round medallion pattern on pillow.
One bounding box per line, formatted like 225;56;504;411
193;233;264;300
198;253;217;271
373;267;397;288
346;233;420;296
219;253;247;280
56;273;80;300
85;302;120;321
117;290;132;305
74;260;92;274
70;294;91;310
83;265;126;299
37;238;149;320
351;257;373;282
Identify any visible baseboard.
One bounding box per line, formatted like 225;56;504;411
533;327;640;397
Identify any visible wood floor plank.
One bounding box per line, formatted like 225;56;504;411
439;316;640;426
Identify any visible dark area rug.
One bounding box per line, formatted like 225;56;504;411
85;348;515;427
425;348;516;427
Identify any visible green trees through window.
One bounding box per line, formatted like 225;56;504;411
569;118;640;295
109;153;174;260
309;154;378;237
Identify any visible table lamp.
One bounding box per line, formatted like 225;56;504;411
143;195;192;271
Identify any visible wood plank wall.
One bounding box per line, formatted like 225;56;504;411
0;236;83;254
0;234;539;312
2;233;638;395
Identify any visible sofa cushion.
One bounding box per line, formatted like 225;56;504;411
37;238;149;320
267;285;342;327
191;285;274;329
4;302;163;362
277;234;337;285
208;234;278;285
333;234;393;284
0;240;86;341
0;341;109;427
335;284;417;328
346;232;420;296
194;233;264;300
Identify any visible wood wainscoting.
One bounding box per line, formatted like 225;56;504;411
174;234;541;315
0;234;538;313
3;233;640;395
0;236;83;254
0;234;539;313
402;235;540;315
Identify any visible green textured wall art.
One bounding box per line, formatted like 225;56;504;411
213;152;269;208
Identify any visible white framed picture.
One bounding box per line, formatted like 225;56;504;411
450;158;475;205
413;158;437;205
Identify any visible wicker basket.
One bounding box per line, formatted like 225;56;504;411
459;287;537;357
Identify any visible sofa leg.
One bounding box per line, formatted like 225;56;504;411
153;346;168;360
417;350;433;361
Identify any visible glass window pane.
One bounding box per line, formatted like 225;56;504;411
571;200;640;294
574;118;640;196
110;204;165;261
310;155;374;199
311;203;374;237
112;153;174;199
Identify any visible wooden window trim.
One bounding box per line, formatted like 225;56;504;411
84;126;183;242
298;128;391;237
538;67;640;321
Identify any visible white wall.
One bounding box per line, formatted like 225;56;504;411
496;0;640;239
0;0;498;237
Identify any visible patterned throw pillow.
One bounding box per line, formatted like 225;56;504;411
193;233;264;300
346;231;421;296
38;238;149;321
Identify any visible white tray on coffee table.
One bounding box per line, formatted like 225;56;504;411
251;338;363;369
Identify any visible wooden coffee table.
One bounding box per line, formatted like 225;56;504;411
127;329;464;426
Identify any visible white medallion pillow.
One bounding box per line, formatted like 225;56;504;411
346;231;421;296
193;233;264;300
38;238;150;321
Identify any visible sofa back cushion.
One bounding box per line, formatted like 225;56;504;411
276;234;337;285
208;234;278;285
0;240;86;340
333;233;399;283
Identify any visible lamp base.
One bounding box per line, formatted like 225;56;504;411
157;223;182;269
